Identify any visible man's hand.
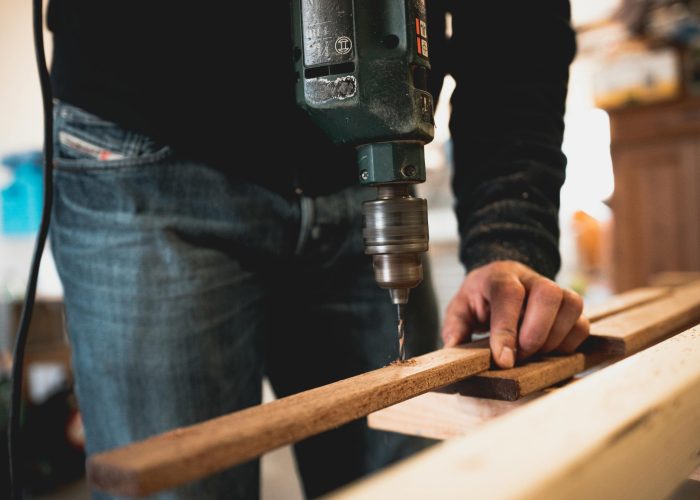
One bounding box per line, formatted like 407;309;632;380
441;261;589;369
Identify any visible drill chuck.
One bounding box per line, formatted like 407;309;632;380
362;185;429;304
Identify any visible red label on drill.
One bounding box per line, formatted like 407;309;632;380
415;17;429;59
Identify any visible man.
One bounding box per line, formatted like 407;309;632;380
47;0;588;498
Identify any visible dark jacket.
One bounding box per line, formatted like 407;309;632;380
48;0;575;278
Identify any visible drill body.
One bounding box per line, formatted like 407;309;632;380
292;0;435;310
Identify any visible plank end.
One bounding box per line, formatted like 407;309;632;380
581;335;627;356
443;376;521;401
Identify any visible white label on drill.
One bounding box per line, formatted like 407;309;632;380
59;131;125;161
421;39;429;58
335;36;352;55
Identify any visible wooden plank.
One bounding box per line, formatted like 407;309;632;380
367;391;539;440
446;353;586;401
648;271;700;288
333;325;700;500
87;344;490;496
588;281;700;355
584;286;670;322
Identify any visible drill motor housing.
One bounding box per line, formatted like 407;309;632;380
292;0;435;304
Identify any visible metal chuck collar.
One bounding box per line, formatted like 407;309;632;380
362;184;429;305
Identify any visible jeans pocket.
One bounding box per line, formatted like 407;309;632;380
53;101;173;170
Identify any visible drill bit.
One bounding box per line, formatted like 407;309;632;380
396;303;406;361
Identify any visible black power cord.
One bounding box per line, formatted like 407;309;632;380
9;0;54;496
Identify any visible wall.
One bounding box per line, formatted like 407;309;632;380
0;1;59;301
0;0;51;155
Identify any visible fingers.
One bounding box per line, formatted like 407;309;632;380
439;261;588;370
557;316;591;353
486;273;526;368
517;278;563;359
441;292;474;347
541;289;583;353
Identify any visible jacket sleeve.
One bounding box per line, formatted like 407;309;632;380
428;0;576;279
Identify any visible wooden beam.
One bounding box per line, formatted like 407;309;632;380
87;344;490;496
588;281;700;355
333;325;700;500
367;391;540;440
584;286;669;322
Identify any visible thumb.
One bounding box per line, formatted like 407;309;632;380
486;275;526;369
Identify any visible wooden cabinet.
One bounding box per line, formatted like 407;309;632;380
609;99;700;291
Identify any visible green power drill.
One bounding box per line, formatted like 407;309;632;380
292;0;435;359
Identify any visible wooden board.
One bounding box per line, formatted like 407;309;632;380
584;286;669;322
87;344;490;496
588;281;700;355
367;391;540;440
333;325;700;500
445;353;586;401
648;271;700;288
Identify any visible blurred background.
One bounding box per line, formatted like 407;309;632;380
2;0;700;497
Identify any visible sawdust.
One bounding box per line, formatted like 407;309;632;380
390;358;417;367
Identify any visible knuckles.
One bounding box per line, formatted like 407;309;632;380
532;278;564;306
563;289;584;316
519;335;546;355
464;261;590;361
488;273;526;303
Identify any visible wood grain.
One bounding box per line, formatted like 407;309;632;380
584;286;669;322
588;281;700;355
87;344;490;496
334;326;700;500
367;391;539;440
609;98;700;291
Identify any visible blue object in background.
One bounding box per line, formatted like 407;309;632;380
1;151;44;235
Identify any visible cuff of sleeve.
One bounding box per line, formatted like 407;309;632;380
459;238;561;280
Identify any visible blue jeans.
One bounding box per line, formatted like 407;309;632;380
51;102;439;499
